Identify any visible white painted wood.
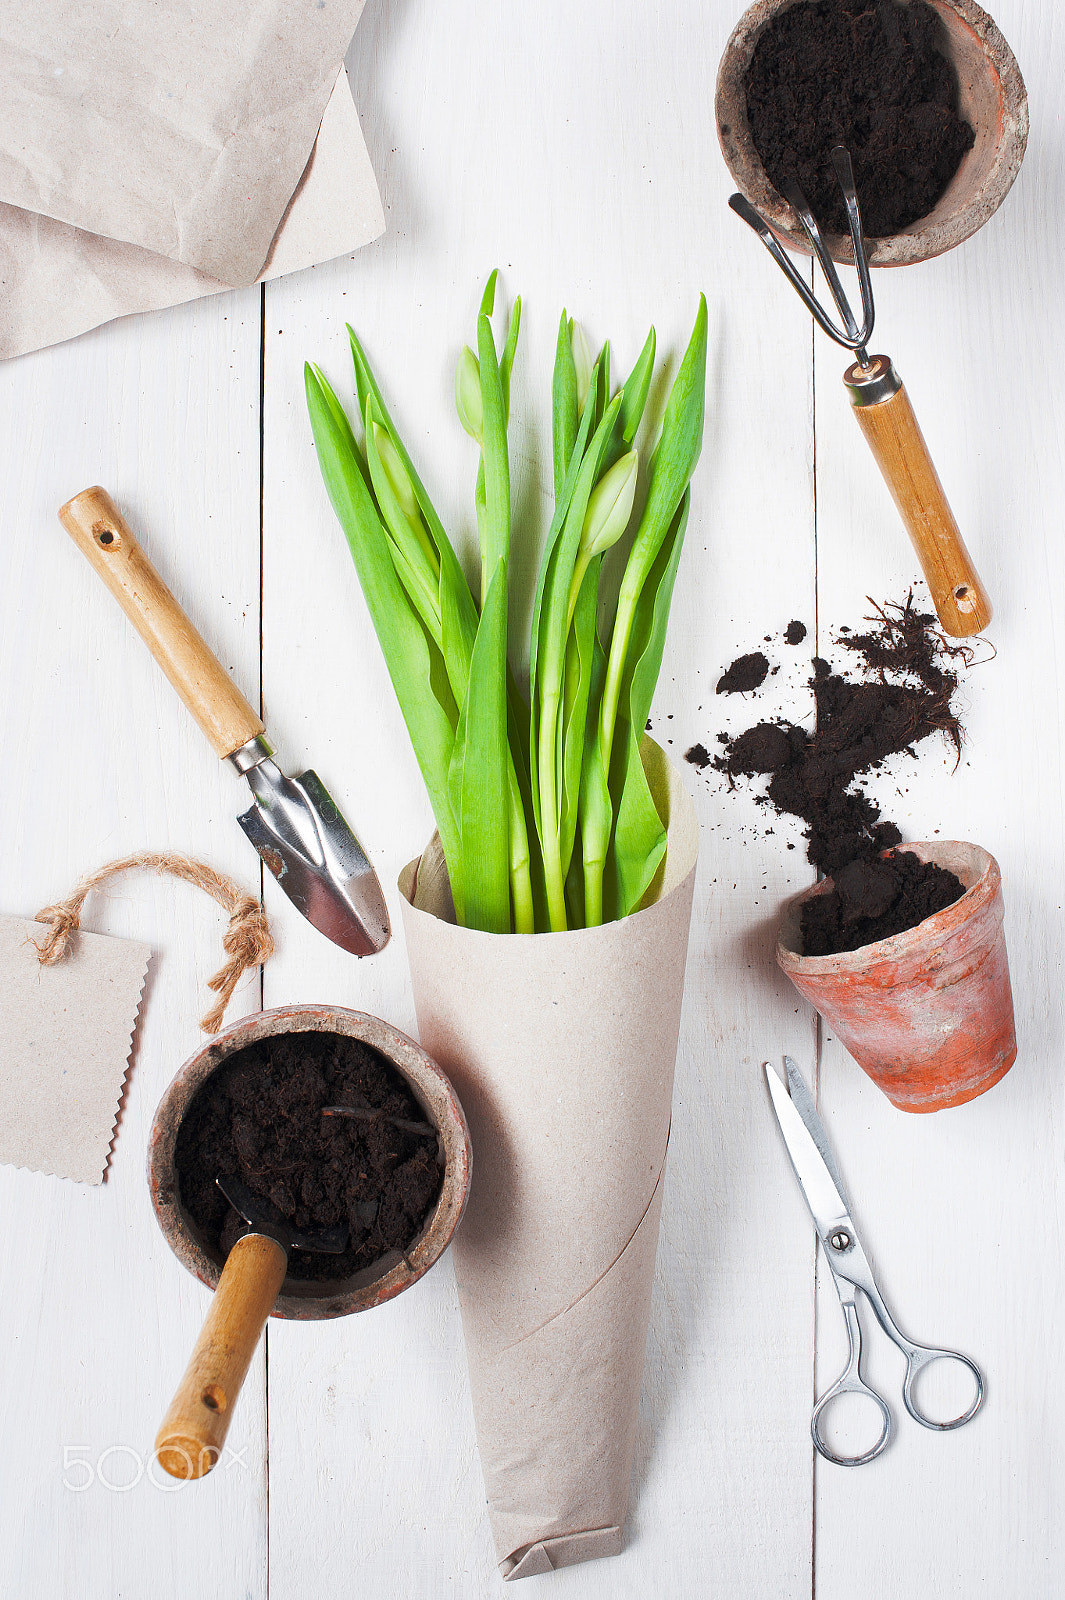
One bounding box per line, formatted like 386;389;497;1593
808;2;1065;1593
0;292;269;1596
261;2;816;1594
2;0;1058;1594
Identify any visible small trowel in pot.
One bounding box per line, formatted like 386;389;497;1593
155;1176;348;1480
59;487;390;956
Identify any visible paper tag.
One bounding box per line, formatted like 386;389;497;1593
0;915;150;1184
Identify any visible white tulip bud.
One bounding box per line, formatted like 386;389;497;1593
455;345;483;443
565;449;639;633
581;450;638;559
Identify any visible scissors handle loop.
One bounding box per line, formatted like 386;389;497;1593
859;1268;986;1433
811;1301;892;1467
843;1245;986;1436
902;1344;985;1432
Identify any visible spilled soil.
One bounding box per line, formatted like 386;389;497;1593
744;0;975;238
697;596;972;953
717;651;770;694
176;1031;443;1282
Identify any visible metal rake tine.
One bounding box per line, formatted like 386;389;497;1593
829;146;875;354
781;175;863;346
729;192;853;348
730;149;875;359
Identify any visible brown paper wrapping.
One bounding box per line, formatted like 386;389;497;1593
0;0;370;286
0;69;384;361
399;743;699;1579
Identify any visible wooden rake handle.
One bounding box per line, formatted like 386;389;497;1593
155;1233;288;1481
58;487;265;758
844;359;992;638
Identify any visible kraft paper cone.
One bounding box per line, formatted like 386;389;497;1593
399;742;698;1579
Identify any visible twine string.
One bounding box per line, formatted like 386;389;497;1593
33;851;274;1034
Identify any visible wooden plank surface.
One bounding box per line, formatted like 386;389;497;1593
0;295;269;1593
811;1;1065;1588
262;2;816;1593
0;0;1058;1595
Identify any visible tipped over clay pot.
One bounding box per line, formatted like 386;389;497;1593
148;1005;472;1320
716;0;1028;266
777;842;1017;1111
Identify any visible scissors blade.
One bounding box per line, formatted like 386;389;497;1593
782;1056;849;1205
765;1061;851;1238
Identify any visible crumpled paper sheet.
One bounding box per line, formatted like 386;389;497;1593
0;68;384;361
0;915;149;1184
0;0;371;287
399;743;699;1579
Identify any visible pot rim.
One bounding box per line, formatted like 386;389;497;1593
147;1003;472;1321
776;840;1000;970
715;0;1029;268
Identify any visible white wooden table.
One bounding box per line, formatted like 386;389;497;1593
2;1;1060;1593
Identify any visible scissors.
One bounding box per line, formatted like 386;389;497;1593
765;1057;984;1466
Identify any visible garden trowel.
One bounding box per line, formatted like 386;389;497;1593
59;487;390;957
155;1176;348;1479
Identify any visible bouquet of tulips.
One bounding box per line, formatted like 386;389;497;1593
305;274;706;932
307;277;707;1575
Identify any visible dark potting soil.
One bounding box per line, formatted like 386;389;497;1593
711;595;971;953
175;1031;443;1282
800;847;965;954
784;620;808;645
744;0;975;238
685;741;713;771
717;651;770;694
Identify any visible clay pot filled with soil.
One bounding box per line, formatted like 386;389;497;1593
777;841;1017;1111
148;1005;472;1320
715;0;1028;266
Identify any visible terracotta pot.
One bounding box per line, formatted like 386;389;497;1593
777;842;1016;1111
715;0;1028;266
147;1004;472;1320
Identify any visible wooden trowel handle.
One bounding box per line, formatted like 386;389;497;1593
155;1233;288;1481
58;487;265;758
844;360;992;638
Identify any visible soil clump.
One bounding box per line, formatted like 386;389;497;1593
784;620;807;645
744;0;975;237
713;595;971;953
800;847;965;954
717;651;770;694
176;1031;443;1282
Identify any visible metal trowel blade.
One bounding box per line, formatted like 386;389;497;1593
238;760;391;957
217;1175;348;1254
